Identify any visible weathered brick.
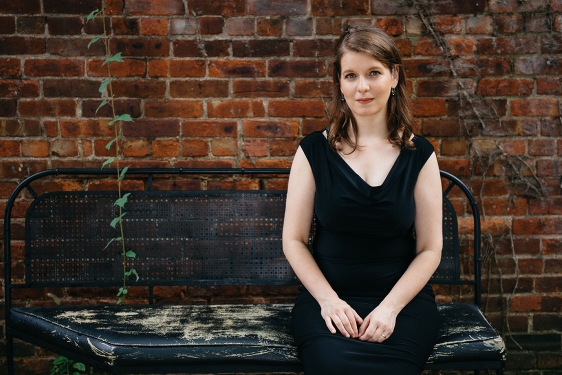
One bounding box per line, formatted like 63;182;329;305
112;80;167;98
269;60;327;78
489;0;549;13
0;80;40;98
152;139;180;158
25;58;82;77
125;0;184;15
208;100;265;118
477;78;534;96
257;18;283;36
433;16;462;34
0;140;20;157
530;198;562;215
466;15;493;34
148;59;169;77
496;14;523;33
497;139;526;155
250;0;307;16
16;16;46;34
294;80;332;98
145;100;204;118
211;139;238;156
0;119;40;136
286;17;313;36
413;38;441;56
453;58;511;76
242;120;299;138
0;99;16;116
528;139;556;156
402;58;450;78
170;80;229;98
270;139;297;156
169;60;206;77
412;99;446;117
43;79;101;98
440;139;466;156
51;139;78;157
511;99;560;117
182;120;237;137
417;79;474;97
22;140;49;157
60;120;113;137
182;140;209;157
448;37;477;56
242;139;268;157
189;0;246;16
47;37;105;56
18;99;76;117
198;16;224;34
479;36;538;55
112;17;140;35
209;60;266;77
293;39;337;57
123;119;180;137
0;58;20;78
111;38;169;57
123;139;150;157
541;34;562;54
43;0;100;14
375;17;404;36
87;59;147;77
515;56;562;75
513;217;562;235
173;39;230;58
269;100;325;118
316;17;343;35
233;80;290;98
233;39;290;57
170;18;197;35
176;159;235;168
226;18;255;36
0;0;41;14
537;77;562;95
421;119;461;137
0;36;45;55
47;16;83;35
82;99;141;118
140;18;168;35
312;0;369;16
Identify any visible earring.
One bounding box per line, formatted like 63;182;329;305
340;93;345;102
391;87;396;96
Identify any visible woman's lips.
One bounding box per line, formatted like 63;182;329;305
356;98;374;104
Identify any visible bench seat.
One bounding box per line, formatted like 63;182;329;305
10;302;504;373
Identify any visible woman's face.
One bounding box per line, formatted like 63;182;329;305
339;51;398;123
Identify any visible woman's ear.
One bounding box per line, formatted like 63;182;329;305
391;65;399;84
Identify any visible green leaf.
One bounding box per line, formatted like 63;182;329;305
86;9;99;22
95;98;108;114
87;35;103;49
98;78;112;93
109;113;133;126
117;297;123;305
53;356;67;365
125;268;139;281
73;362;86;371
104;237;122;250
101;157;116;168
125;250;136;258
114;192;131;208
110;212;127;229
118;166;129;181
105;138;116;150
47;292;61;306
117;287;125;297
73;372;81;375
102;52;124;66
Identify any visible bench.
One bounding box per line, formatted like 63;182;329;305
4;168;506;374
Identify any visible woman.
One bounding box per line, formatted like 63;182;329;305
282;25;443;374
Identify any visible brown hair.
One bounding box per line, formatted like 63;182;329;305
328;25;415;152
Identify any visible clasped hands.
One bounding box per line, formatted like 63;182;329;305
320;298;396;342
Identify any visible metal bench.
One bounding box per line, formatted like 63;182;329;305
4;168;506;374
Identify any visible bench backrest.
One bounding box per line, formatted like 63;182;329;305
5;169;481;304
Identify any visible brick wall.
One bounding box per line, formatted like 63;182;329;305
1;0;561;373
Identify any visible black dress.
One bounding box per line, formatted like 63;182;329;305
291;131;439;375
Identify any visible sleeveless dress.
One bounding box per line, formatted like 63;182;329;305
291;131;439;375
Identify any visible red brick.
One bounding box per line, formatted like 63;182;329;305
198;17;224;34
60;120;109;138
433;16;463;34
478;36;538;55
18;99;76;117
269;60;326;78
0;99;16;116
529;139;556;156
233;81;290;98
17;16;46;34
402;58;450;78
0;16;15;33
302;119;329;135
243;140;269;157
0;140;20;157
87;59;146;77
515;57;562;75
182;140;209;157
47;37;105;57
209;60;266;77
437;159;471;177
145;100;204;118
152;139;180;158
22;140;49;157
43;0;99;14
311;0;369;16
226;18;255;36
148;59;169;77
189;0;246;16
0;58;21;78
537;77;562;95
513;217;562;235
24;59;83;77
542;34;562;54
51;139;78;157
152;179;202;191
417;79;474;97
82;99;141;118
440;139;466;156
0;0;40;13
111;38;169;57
257;18;283;36
112;17;140;35
173;39;230;58
375;17;404;36
0;119;40;136
466;16;493;34
271;139;297;156
1;160;48;179
477;78;534;96
211;139;238;156
529;198;562;215
412;99;446;117
489;0;549;13
93;138;116;157
240;159;292;169
496;14;523;33
543;238;562;255
123;120;180;137
413;38;442;56
250;0;307;15
170;80;229;98
242;120;299;138
170;18;197;35
125;0;184;15
112;80;167;98
140;18;168;35
47;16;83;35
452;58;511;76
81;139;92;157
0;80;40;98
269;100;325;118
43;79;100;98
293;39;337;57
208;100;265;118
123;139;150;157
294;80;333;98
316;17;343;35
0;36;44;55
176;160;235;168
182;120;237;137
233;39;290;57
169;60;206;77
287;17;313;36
511;99;559;117
448;37;477;57
517;258;543;275
497;139;526;155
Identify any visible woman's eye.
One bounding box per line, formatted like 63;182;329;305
344;73;355;79
370;71;380;76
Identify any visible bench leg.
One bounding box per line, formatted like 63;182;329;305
6;332;15;375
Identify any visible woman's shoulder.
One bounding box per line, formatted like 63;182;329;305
299;129;327;150
410;134;434;163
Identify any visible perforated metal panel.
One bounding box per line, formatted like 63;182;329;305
26;191;298;286
431;197;460;282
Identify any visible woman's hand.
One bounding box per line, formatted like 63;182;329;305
357;303;396;342
320;298;364;339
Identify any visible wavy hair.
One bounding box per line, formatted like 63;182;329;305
328;25;415;152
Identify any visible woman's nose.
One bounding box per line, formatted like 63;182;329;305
357;76;369;92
